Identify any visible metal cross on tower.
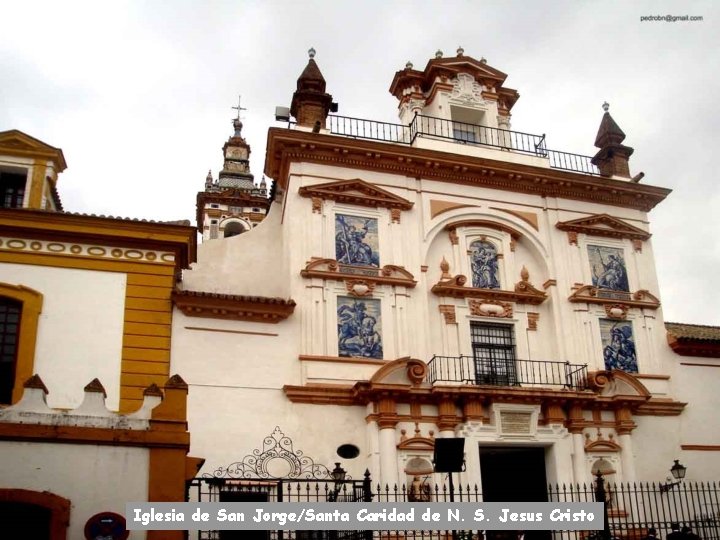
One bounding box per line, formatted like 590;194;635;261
232;95;247;121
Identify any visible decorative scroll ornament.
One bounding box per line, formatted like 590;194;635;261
469;298;513;318
203;426;333;479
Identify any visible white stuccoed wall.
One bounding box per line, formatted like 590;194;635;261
0;263;126;410
0;441;148;540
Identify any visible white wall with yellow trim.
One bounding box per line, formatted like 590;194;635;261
0;263;126;409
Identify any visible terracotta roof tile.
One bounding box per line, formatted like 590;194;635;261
666;322;720;342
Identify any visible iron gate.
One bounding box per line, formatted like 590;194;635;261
186;475;372;540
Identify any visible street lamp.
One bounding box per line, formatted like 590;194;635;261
661;460;687;493
329;462;346;501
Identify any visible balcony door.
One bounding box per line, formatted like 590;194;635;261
470;322;517;386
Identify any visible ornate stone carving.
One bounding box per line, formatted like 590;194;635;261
345;279;376;297
450;73;485;104
468;298;513;318
311;197;322;214
397;423;435;450
604;303;629;320
439;305;457;324
448;228;459;245
567;231;578;245
391;208;401;224
632;239;643;253
527;312;539;330
585;429;622;453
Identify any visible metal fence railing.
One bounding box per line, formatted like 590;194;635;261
426;355;589;391
188;472;719;540
321;114;599;176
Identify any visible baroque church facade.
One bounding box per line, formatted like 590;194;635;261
0;49;719;539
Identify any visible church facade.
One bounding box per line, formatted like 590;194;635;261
173;49;720;500
0;49;719;539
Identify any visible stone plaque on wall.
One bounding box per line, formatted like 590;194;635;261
499;411;533;434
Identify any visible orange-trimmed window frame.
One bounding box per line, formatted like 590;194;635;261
0;283;43;404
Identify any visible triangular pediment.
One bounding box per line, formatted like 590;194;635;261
556;214;651;241
298;179;414;211
427;57;508;83
0;130;67;171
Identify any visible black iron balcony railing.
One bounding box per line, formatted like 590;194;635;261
426;355;588;390
410;114;547;156
328;115;411;144
547;148;600;175
324;113;600;176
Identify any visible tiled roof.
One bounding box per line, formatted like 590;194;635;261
666;322;720;342
173;289;295;306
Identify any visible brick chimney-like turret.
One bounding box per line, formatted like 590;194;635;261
591;102;634;178
290;48;334;129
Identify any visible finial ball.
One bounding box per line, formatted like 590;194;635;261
308;47;316;59
602;101;610;112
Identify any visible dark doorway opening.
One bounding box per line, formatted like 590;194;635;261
0;502;51;539
219;490;269;540
480;446;550;540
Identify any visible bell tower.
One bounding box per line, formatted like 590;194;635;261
196;107;270;242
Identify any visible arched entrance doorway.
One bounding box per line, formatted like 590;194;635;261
0;489;70;540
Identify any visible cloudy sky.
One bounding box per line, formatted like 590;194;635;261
1;1;717;325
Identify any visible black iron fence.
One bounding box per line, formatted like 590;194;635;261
548;479;720;540
187;476;720;540
187;475;372;540
425;355;589;391
322;114;598;176
547;150;600;175
328;115;411;144
409;115;547;157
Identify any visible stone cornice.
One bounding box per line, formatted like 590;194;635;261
0;208;197;270
431;275;547;305
301;258;417;289
172;290;296;323
298;178;414;211
265;128;671;212
556;213;651;241
568;285;660;310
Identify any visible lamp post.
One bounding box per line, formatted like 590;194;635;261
661;460;687;493
594;471;611;540
329;462;346;501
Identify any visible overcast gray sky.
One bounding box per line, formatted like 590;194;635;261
1;1;717;325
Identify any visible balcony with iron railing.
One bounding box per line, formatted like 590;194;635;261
325;113;600;176
426;355;589;391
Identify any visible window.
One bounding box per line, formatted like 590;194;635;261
0;298;21;404
0;285;42;404
453;123;477;143
0;172;27;208
210;204;219;208
470;322;517;386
